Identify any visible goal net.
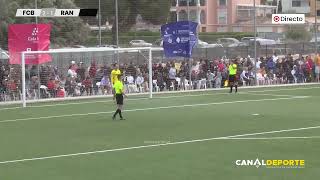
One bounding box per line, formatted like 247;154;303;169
20;47;154;107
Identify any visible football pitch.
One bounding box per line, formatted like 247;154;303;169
0;84;320;180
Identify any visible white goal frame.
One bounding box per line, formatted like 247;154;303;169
21;47;154;107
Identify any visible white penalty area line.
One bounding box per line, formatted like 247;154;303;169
0;125;320;165
0;96;308;124
0;86;318;111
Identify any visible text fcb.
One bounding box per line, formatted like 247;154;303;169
272;14;305;24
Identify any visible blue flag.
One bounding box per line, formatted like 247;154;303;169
161;21;198;58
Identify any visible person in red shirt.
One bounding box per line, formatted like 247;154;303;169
6;79;18;100
218;60;225;72
56;87;65;98
305;56;314;82
82;76;92;96
89;61;97;79
47;79;56;98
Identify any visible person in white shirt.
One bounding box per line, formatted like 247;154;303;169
168;65;177;90
207;70;215;88
256;58;262;70
126;74;136;93
136;74;144;92
272;53;278;63
126;75;134;84
67;65;77;78
240;68;250;86
291;65;297;83
169;65;177;80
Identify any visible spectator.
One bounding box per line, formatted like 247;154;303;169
215;70;222;88
77;62;86;81
168;64;177;90
179;62;188;90
240;68;250;86
306;56;314;82
136;73;144;92
56;87;65;98
315;53;320;82
47;78;56;98
67;65;77;78
100;75;111;95
82;76;93;96
256;58;262;70
70;61;78;72
291;65;298;83
89;61;97;79
207;70;215;88
6;79;18;100
126;74;136;93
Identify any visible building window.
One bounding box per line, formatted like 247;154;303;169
178;0;187;6
218;9;227;24
189;0;196;6
219;0;227;6
200;10;206;24
202;27;207;32
172;0;177;6
190;10;197;21
292;0;301;7
178;10;188;21
200;0;206;6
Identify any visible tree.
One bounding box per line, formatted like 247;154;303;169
285;25;311;42
74;0;171;44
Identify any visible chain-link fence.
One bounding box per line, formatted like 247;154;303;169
1;44;319;104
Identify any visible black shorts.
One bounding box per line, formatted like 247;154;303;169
229;75;236;83
116;94;124;105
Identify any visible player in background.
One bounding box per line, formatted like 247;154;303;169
228;60;238;93
111;63;121;85
112;74;127;120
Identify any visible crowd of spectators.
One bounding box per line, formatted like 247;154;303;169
1;53;320;102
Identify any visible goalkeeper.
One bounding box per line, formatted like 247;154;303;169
112;75;127;120
111;63;121;85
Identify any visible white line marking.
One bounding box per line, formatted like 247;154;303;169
0;125;319;165
1;86;317;111
224;136;320;140
0;96;307;124
241;93;293;97
0;92;229;111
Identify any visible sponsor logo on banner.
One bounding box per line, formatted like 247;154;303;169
272;14;305;24
161;21;198;58
8;24;51;65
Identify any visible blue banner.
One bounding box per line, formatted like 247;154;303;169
161;21;198;58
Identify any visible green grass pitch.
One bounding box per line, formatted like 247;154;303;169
0;84;320;180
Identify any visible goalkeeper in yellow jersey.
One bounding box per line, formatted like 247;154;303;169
228;60;238;93
111;63;121;85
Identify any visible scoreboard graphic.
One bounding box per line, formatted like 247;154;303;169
16;9;98;17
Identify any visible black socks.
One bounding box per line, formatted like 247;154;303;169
113;109;123;119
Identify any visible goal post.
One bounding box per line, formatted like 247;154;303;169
21;47;154;108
